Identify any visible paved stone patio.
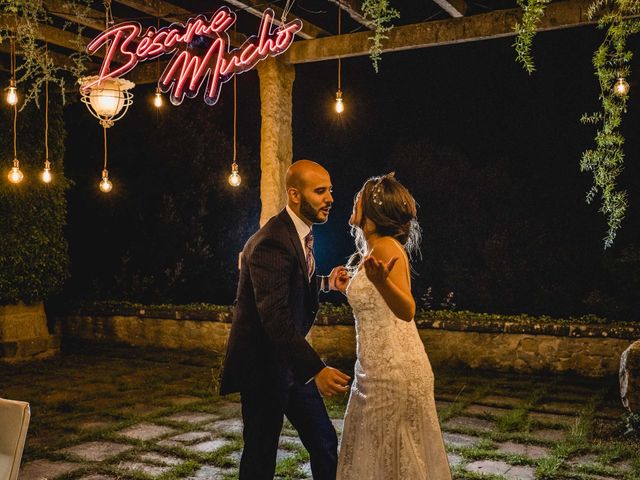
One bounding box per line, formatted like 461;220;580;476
1;342;638;479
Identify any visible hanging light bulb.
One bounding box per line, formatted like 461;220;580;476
335;89;344;114
99;169;113;193
153;86;163;108
614;77;630;97
228;163;241;187
8;158;24;184
41;160;52;183
6;79;18;106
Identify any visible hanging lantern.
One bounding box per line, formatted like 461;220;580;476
79;76;135;127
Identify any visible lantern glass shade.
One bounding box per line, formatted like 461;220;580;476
90;80;126;117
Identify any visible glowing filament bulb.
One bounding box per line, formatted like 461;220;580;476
8;158;23;184
335;90;344;114
42;160;52;183
228;163;241;187
6;80;17;106
99;169;113;193
153;87;163;108
614;77;630;97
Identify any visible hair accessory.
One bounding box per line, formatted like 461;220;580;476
371;177;384;206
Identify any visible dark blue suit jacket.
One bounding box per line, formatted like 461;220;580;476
220;209;325;395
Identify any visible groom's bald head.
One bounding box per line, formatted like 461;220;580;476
286;160;333;225
286;160;329;190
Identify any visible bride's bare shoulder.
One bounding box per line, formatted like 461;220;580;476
370;236;406;261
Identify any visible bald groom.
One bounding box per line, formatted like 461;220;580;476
220;160;350;480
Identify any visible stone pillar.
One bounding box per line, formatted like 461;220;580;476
257;58;295;226
0;302;59;363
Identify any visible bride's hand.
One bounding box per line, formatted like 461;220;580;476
363;255;398;286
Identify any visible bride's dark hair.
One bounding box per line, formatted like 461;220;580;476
347;173;422;272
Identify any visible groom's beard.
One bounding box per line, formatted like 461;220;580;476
301;196;329;224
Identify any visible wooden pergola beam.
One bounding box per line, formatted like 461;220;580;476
0;43;98;72
43;0;122;32
113;0;246;46
283;0;593;64
0;18;101;57
327;0;373;29
433;0;468;18
222;0;330;39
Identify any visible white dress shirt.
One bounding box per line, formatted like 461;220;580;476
285;204;311;255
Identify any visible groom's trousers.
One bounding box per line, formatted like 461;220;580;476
239;381;338;480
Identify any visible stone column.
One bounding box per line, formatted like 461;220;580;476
256;58;295;227
0;302;59;363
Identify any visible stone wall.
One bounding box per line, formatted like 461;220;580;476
56;306;640;378
1;302;60;362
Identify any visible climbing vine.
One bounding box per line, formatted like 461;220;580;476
515;0;640;247
0;0;91;107
361;0;400;72
513;0;552;73
580;2;640;247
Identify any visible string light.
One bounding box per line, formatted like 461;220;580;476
42;43;53;184
99;168;113;193
8;160;23;184
6;79;17;106
228;34;241;188
5;38;18;106
335;3;344;114
614;77;630;97
154;86;163;107
7;37;23;184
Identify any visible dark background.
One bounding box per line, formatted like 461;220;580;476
55;14;640;320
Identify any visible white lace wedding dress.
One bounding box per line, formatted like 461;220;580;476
336;259;452;480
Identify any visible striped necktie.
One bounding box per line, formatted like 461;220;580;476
305;231;315;281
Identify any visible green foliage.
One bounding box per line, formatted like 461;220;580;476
0;95;70;305
513;0;551;74
514;0;640;247
415;309;618;325
580;2;640;248
361;0;400;73
0;0;91;107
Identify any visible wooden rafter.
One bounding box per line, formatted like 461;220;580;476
0;17;100;57
327;0;373;29
43;0;122;32
0;43;98;71
283;0;593;64
433;0;468;18
221;0;330;39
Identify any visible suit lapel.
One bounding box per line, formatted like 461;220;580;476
278;210;312;296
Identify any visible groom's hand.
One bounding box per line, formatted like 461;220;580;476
329;266;350;292
314;367;350;397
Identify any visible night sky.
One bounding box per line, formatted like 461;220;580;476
59;11;640;318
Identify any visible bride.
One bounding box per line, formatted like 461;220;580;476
335;173;451;480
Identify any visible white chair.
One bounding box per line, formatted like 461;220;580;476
0;398;30;480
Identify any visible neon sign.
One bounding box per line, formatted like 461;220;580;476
83;7;303;105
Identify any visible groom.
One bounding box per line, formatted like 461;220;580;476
220;160;350;480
